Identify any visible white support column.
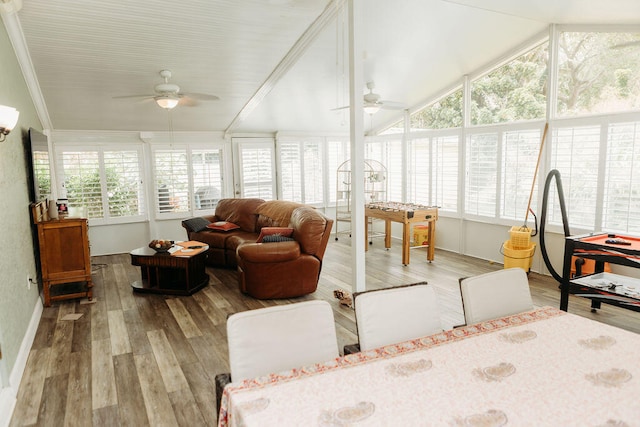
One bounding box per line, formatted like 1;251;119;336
348;0;366;293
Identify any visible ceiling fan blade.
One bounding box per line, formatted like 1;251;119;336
381;100;408;110
112;94;155;99
179;96;199;107
182;92;220;101
331;105;349;111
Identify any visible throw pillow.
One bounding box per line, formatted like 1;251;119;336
207;221;241;232
256;227;294;243
262;235;296;243
182;217;211;232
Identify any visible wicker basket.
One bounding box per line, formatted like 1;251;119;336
509;226;532;250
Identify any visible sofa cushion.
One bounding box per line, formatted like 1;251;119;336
182;217;211;232
256;227;294;243
215;198;265;232
255;200;306;228
262;235;296;243
207;221;240;232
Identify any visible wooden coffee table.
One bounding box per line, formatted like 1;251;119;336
130;243;209;295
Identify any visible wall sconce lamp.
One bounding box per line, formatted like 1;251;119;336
154;95;179;109
0;105;20;142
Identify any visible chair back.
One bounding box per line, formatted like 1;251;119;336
354;283;443;351
460;268;533;325
227;300;339;381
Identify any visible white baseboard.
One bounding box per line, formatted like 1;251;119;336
0;298;43;427
0;387;16;427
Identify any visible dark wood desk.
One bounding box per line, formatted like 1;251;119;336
130;244;209;295
365;202;438;265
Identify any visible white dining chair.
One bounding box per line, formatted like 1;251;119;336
348;282;443;353
459;267;533;325
215;300;339;415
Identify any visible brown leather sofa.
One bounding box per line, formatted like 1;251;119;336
182;198;333;299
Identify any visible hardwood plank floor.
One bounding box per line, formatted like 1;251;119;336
10;238;640;426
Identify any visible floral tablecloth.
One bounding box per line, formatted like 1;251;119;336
219;307;640;426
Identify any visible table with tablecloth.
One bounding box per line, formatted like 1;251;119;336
219;307;640;426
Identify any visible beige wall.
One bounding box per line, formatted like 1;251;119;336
0;20;42;386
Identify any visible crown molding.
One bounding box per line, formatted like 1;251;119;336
1;4;52;130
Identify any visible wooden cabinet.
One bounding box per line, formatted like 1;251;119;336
36;218;93;306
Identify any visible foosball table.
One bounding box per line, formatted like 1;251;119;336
364;201;438;265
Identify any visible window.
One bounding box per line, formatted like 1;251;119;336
279;138;324;204
56;146;145;224
153;146;225;215
557;31;640;117
408;137;430;205
104;151;145;218
471;42;548;125
326;139;350;204
237;142;275;200
366;137;402;202
549;125;601;229
432;135;459;212
410;88;463;131
603;121;640;234
500;129;541;221
33;149;51;200
192;150;223;210
465;133;498;217
60;151;103;218
154;149;189;214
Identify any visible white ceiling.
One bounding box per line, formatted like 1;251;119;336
5;0;640;134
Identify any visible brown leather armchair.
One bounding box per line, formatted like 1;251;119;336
237;206;333;299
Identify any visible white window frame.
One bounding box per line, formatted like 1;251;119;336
151;141;228;220
54;142;147;226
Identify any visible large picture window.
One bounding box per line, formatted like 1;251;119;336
471;42;547;125
557;32;640;117
410;88;463;131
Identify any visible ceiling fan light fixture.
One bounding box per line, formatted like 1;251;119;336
364;103;381;115
155;95;179;109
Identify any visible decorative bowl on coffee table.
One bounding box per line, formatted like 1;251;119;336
149;239;174;252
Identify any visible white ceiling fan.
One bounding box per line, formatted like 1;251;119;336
332;81;406;114
114;70;220;109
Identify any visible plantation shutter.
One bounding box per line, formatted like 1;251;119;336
501;129;540;221
433;135;459;213
154;149;189;214
603;122;640;234
326;139;350;204
33;149;51;200
238;143;275;200
465;133;498;217
191;149;223;211
279;141;303;202
303;140;324;204
408;137;430;205
104;150;145;218
59;151;104;219
549;126;600;229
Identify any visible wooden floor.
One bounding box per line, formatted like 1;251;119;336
9;237;640;426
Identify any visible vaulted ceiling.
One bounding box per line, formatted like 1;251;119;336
3;0;640;134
